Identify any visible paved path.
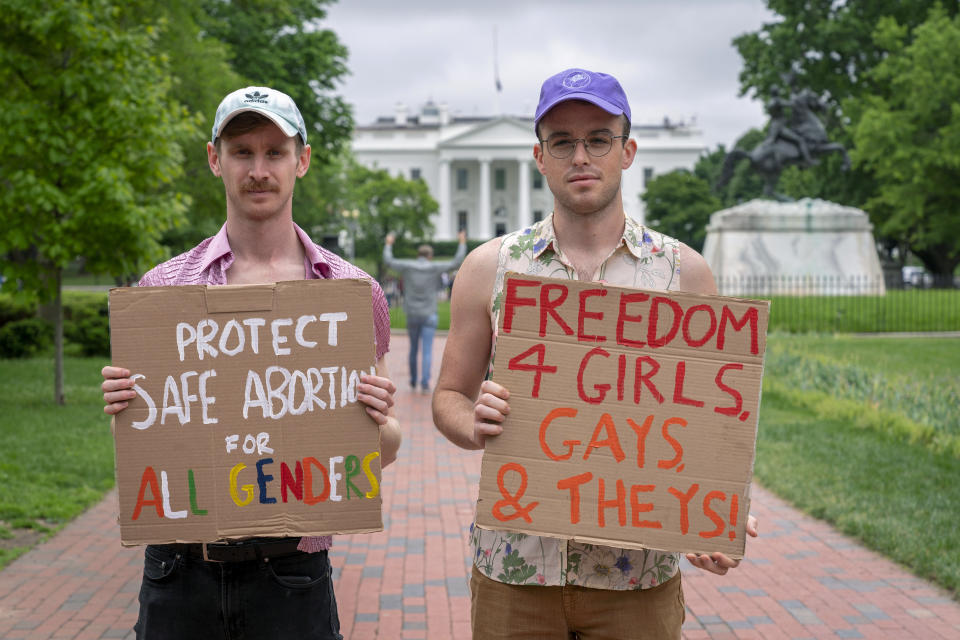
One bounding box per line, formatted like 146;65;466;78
0;334;957;639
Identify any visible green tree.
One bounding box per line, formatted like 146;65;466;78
344;163;438;277
733;0;958;246
124;1;244;254
642;170;721;253
846;6;960;278
0;0;197;403
200;0;352;162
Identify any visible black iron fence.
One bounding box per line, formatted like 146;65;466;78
715;274;960;333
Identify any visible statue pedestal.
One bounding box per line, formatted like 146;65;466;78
702;198;885;296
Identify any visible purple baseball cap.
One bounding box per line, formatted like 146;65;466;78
534;68;631;129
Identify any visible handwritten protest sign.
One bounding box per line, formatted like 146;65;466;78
476;273;769;558
109;279;382;545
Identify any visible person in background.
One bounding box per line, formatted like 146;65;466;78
432;68;758;639
100;86;401;640
383;230;466;392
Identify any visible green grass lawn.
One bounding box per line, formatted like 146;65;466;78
757;334;960;597
0;357;115;569
389;301;451;330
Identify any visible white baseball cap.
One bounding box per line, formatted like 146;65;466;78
211;86;308;144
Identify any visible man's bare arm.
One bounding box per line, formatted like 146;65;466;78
431;240;505;450
676;242;718;296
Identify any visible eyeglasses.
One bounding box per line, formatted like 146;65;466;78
539;133;628;159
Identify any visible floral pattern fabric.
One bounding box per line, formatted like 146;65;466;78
471;212;683;590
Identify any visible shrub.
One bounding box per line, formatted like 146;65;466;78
0;318;53;358
63;291;110;357
0;293;37;326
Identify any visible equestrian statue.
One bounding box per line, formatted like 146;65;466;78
717;78;850;199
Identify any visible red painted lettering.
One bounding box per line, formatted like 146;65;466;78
583;413;626;463
598;478;627;527
627;414;654;469
616;292;649;348
578;288;607;343
557;472;593;524
682;304;717;348
577;347;610;404
630;484;662;529
634;356;665;404
539;407;580;461
280;460;303;503
658;417;687;470
714;363;745;417
647;296;683;348
699;490;727;539
540;284;573;337
668;483;699;535
132;466;163;521
303;456;330;505
718;305;760;354
501;278;539;334
673;361;704;407
508;342;557;398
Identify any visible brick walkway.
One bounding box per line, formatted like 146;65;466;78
0;333;957;639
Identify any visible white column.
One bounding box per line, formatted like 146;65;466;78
517;159;532;230
478;158;492;239
438;159;452;239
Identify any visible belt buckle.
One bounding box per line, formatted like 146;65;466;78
202;542;225;563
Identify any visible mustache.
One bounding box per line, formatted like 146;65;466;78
240;180;279;193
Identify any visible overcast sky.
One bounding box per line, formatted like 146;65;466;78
324;0;778;151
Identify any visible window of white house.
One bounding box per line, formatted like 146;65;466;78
532;170;543;190
643;167;654;186
494;168;506;190
456;168;468;190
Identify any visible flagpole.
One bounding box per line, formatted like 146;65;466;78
493;25;502;116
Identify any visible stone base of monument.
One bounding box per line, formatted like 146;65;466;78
702;198;886;296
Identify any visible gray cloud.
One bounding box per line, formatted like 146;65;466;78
324;0;776;149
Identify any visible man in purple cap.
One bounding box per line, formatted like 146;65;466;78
432;69;758;639
100;86;401;639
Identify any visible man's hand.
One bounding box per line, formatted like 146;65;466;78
457;230;467;244
385;233;395;246
359;367;402;467
101;366;136;415
473;380;510;448
357;372;396;426
685;515;759;575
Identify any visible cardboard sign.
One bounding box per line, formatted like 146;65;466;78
109;279;383;545
477;273;769;558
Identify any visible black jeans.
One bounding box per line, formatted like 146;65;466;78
134;544;341;639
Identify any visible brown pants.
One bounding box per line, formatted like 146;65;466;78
470;566;685;640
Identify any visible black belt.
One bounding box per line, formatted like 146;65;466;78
175;538;304;563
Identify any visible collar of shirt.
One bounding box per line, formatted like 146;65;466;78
530;212;648;263
198;223;333;280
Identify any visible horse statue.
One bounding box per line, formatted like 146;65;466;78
717;87;850;199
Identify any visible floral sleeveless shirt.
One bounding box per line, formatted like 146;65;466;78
470;212;683;590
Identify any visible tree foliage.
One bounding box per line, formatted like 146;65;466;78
642;170;720;253
733;0;959;273
0;0;197;401
846;5;960;277
342;162;438;276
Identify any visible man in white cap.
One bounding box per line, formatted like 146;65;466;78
432;68;758;639
100;86;401;639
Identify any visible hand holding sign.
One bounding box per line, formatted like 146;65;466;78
472;380;511;448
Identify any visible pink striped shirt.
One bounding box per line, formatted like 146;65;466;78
139;223;391;552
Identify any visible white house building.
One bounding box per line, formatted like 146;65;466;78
351;101;708;241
